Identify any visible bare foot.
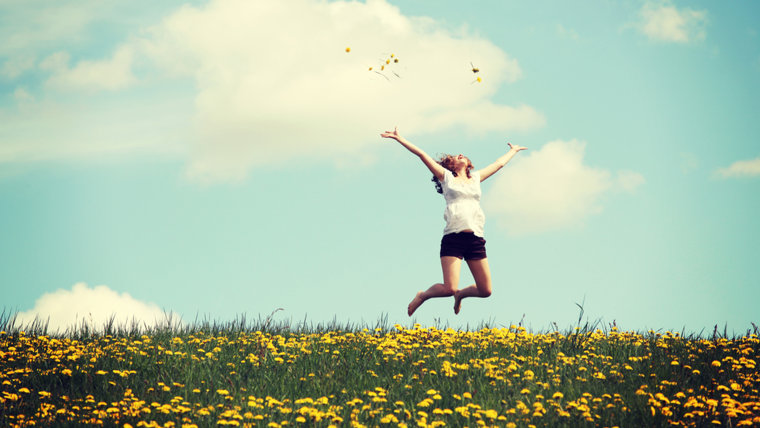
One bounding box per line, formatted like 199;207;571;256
453;291;462;315
408;291;424;316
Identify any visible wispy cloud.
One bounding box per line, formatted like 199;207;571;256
1;55;35;79
556;24;580;41
13;283;181;333
482;140;643;235
679;152;699;174
0;1;100;57
615;170;645;192
42;46;137;91
634;1;707;43
715;156;760;178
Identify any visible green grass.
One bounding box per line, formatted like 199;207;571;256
1;308;758;427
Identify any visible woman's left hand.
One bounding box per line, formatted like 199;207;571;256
508;142;527;152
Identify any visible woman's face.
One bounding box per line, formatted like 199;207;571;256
454;154;471;169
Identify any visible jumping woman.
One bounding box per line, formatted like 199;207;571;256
380;127;526;316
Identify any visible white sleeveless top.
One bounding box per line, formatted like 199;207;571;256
441;169;485;237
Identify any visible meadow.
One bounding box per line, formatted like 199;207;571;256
1;311;758;428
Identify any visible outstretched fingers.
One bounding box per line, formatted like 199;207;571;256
381;127;399;139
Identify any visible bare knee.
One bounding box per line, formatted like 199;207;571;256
477;282;492;298
442;283;457;296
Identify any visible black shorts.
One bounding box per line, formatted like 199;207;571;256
440;232;487;260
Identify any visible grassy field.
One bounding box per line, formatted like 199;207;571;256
1;312;759;427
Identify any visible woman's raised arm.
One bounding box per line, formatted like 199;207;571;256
381;127;446;181
477;142;527;182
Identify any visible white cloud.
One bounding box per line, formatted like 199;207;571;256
636;1;707;43
482;140;642;235
715;156;760;178
136;0;544;182
13;283;180;334
43;46;137;91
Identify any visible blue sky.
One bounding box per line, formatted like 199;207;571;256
2;0;759;334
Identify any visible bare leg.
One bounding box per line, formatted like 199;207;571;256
453;258;492;314
408;256;461;316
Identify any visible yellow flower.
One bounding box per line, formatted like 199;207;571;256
711;360;721;367
345;47;350;53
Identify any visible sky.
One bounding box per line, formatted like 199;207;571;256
1;0;759;334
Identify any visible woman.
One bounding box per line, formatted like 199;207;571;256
380;127;526;316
